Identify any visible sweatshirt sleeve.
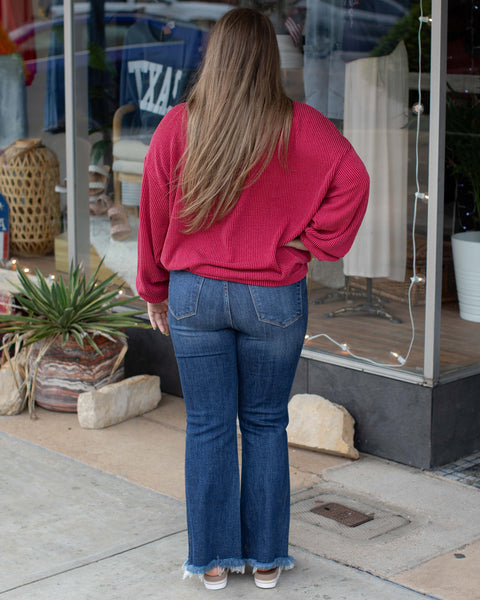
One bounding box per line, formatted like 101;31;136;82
136;104;186;303
136;130;173;302
300;145;369;262
136;159;169;303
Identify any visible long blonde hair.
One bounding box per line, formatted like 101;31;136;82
179;8;293;233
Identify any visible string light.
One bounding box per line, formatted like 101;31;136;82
305;0;427;370
390;351;407;365
411;274;425;284
415;192;429;202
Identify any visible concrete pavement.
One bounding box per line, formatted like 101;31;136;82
1;394;479;599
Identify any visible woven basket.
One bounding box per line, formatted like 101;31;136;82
0;139;61;256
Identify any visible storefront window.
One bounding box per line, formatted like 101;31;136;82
0;0;67;279
295;0;430;377
52;0;226;292
2;1;476;381
441;0;480;375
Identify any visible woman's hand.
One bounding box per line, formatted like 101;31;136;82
285;237;311;256
147;301;170;335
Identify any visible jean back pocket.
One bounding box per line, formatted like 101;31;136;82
248;279;304;327
168;271;204;319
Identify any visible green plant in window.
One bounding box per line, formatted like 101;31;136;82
370;0;431;72
445;88;480;229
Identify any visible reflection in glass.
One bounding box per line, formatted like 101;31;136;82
298;1;428;374
441;0;480;373
5;1;477;378
0;1;65;279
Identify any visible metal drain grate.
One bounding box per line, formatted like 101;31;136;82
291;491;411;541
311;502;374;527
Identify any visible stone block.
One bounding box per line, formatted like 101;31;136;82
287;393;359;459
77;375;161;429
0;362;25;415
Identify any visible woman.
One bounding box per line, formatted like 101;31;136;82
137;8;369;590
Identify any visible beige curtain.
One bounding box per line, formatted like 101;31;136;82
343;42;409;282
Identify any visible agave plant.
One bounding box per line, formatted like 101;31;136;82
0;261;145;349
0;261;147;415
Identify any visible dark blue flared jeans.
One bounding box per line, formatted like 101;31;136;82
168;271;308;576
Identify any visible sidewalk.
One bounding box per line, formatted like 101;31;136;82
1;394;480;600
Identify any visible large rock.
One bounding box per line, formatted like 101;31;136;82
287;394;359;459
77;375;161;429
0;362;25;415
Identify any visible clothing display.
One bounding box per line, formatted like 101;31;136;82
343;42;409;281
44;16;205;134
0;0;36;85
44;28;68;133
304;0;411;120
0;54;28;150
119;20;205;142
303;0;345;119
119;21;203;144
136;101;369;303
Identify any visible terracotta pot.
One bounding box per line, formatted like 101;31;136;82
29;335;125;413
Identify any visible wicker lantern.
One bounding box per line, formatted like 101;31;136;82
0;139;61;256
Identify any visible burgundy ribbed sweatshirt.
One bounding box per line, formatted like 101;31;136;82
137;101;369;303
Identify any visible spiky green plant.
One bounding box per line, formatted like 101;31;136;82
0;261;146;353
0;261;147;416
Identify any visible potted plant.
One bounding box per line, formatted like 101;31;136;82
446;88;480;323
0;261;147;415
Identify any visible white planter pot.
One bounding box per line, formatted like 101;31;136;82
451;231;480;322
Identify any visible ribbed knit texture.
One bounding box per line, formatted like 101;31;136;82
137;101;369;303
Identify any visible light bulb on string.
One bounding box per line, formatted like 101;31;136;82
390;351;406;365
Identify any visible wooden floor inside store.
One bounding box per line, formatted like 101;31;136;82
15;254;480;377
307;282;480;375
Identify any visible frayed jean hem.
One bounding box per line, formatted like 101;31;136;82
182;556;295;579
182;558;246;579
247;556;295;573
